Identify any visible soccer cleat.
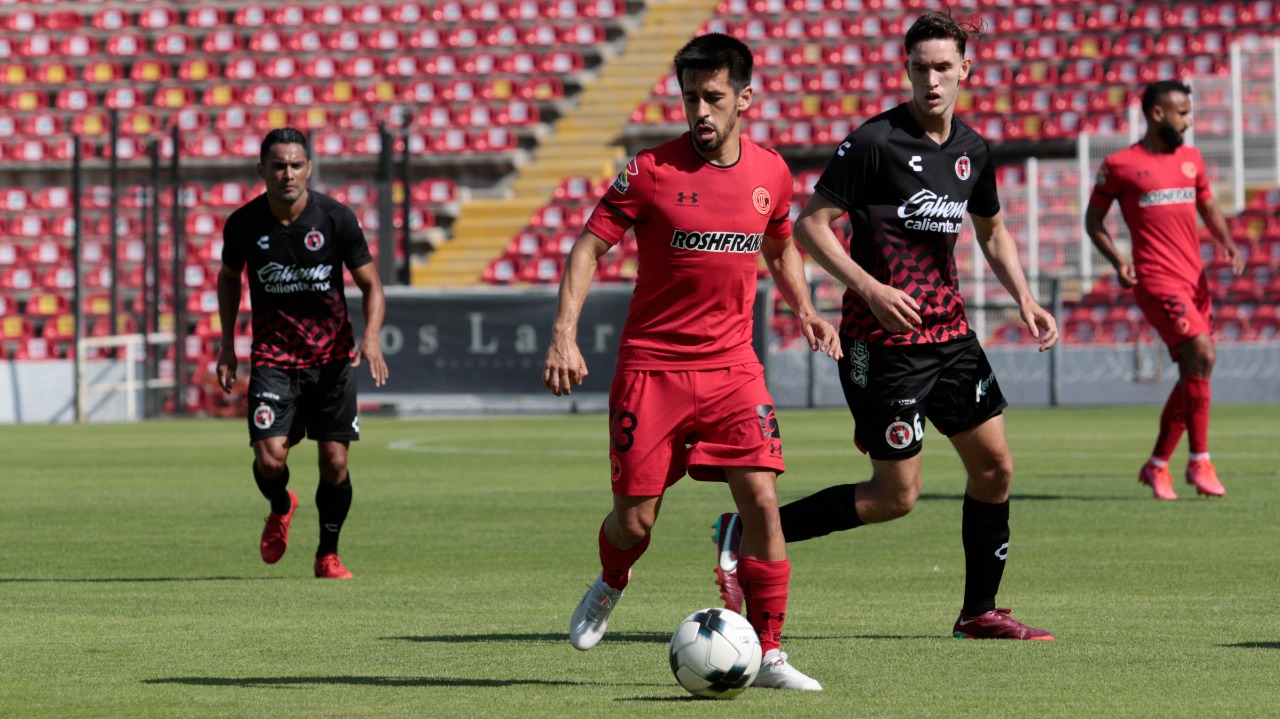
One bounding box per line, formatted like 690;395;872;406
314;553;354;579
753;650;823;691
712;512;744;614
569;573;625;651
1186;458;1225;497
260;489;299;564
952;608;1054;640
1138;462;1178;500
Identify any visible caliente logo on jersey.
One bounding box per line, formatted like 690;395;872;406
304;229;325;251
256;261;333;294
897;189;968;233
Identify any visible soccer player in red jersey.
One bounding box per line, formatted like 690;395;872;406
217;128;389;579
1086;80;1243;500
713;12;1059;641
543;34;839;690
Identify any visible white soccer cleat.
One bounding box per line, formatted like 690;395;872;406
569;573;625;651
753;649;823;691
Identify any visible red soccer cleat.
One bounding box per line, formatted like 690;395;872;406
260;490;299;564
314;553;354;579
712;513;744;614
1185;458;1225;497
1138;461;1178;500
953;608;1054;640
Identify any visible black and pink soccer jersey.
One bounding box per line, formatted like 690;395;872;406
222;191;373;368
815;103;1000;346
584;133;794;370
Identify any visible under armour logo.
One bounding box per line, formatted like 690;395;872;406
257;235;269;250
676;192;698;204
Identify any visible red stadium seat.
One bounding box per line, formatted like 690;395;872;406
103;87;143;110
19;34;56;58
24;291;70;317
186;5;227;28
8;89;48;111
35;61;74;85
272;4;310;26
27;241;70;267
139;7;179;30
13;337;57;360
0;266;35;291
202;29;244;54
91;8;131;30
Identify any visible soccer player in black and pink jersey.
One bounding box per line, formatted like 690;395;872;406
713;11;1060;641
542;33;840;690
216;128;388;580
1086;80;1243;500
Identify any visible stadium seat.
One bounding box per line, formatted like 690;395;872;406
13;337;57;360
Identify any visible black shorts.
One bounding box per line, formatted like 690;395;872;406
246;360;360;445
837;334;1006;460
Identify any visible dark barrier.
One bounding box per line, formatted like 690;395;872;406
349;285;771;397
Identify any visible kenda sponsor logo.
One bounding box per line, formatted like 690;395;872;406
1138;187;1195;207
669;230;763;254
898;189;967;233
257;261;333;293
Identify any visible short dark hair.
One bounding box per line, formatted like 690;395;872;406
259;127;310;165
1141;80;1192;118
673;32;752;93
904;10;983;57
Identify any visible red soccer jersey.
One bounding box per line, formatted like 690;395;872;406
584;133;794;370
1089;143;1212;283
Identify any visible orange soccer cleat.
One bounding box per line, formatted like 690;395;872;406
260;490;299;564
1186;458;1225;497
314;553;354;579
1138;461;1178;500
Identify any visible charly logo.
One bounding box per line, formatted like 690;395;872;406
257;235;270;250
304;229;325;251
1181;161;1197;179
897;189;967;233
253;404;275;429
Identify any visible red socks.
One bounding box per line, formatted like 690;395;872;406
1184;374;1211;455
1152;380;1187;461
738;557;790;655
598;523;649;591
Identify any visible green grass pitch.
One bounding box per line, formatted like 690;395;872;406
2;404;1277;718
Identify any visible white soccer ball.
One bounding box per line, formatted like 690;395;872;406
668;607;762;699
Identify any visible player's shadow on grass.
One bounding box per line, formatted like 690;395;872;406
388;631;670;645
1220;641;1280;649
0;577;285;584
389;631;934;644
917;492;1144;502
143;676;666;689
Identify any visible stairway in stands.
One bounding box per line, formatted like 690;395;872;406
411;0;720;287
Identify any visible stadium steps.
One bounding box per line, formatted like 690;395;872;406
412;0;720;287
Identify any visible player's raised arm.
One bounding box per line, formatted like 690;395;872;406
761;233;840;359
215;263;243;394
794;194;922;335
348;262;388;387
970;211;1058;351
543;231;611;396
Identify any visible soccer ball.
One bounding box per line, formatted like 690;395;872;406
668;608;762;699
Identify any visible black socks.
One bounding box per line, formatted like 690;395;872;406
316;475;352;557
253;462;293;516
778;483;864;542
961;493;1010;616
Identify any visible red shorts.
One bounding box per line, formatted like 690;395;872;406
606;362;785;496
1135;274;1213;358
